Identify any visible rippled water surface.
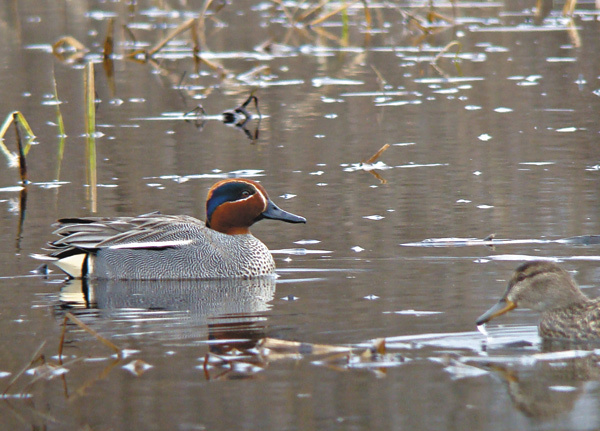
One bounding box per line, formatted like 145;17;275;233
1;1;600;430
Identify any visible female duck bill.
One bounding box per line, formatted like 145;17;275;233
476;297;516;326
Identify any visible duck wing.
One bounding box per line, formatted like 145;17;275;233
49;213;206;253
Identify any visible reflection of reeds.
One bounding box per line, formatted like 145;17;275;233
84;62;97;213
103;17;114;60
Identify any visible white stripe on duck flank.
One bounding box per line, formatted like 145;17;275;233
107;239;194;250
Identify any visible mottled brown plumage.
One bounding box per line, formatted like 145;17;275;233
477;261;600;341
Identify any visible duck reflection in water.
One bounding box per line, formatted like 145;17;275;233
60;277;276;366
484;355;600;422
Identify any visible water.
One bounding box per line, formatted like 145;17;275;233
1;1;600;429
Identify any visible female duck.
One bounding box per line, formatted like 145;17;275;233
476;261;600;341
41;179;306;280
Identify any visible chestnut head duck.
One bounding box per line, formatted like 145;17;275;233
37;178;306;280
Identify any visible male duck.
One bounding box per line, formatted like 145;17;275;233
39;179;306;280
476;261;600;341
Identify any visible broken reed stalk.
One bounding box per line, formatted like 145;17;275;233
297;0;328;22
567;19;581;48
361;0;371;29
84;61;97;213
191;18;201;59
60;313;122;361
309;0;360;26
3;341;46;395
147;17;196;57
52;36;88;62
562;0;577;16
0;112;36;182
12;113;27;183
431;40;461;66
0;115;16;164
270;0;296;26
430;40;462;77
370;65;388;93
364;144;390;164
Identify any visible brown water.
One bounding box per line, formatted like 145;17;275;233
1;1;600;430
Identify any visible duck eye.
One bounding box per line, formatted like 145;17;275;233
241;190;251;197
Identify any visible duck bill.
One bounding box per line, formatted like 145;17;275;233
261;200;306;224
476;298;516;325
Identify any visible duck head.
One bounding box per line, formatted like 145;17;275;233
206;178;306;235
476;261;588;326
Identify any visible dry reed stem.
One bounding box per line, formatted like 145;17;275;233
270;0;297;26
52;36;88;62
147;18;196;57
562;0;577;16
567;19;581;47
361;0;372;29
364;144;390;164
52;36;87;53
297;0;329;22
430;40;462;77
13;113;27;183
60;313;122;361
3;341;46;395
309;0;360;26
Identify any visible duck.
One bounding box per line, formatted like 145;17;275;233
37;178;306;280
476;261;600;341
